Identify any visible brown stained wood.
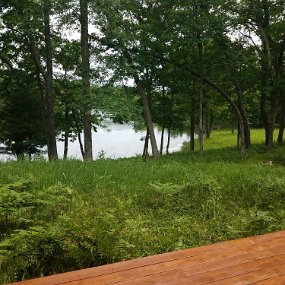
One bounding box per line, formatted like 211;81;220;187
168;255;285;285
113;250;285;285
208;263;285;285
8;231;285;285
69;243;285;285
254;274;285;284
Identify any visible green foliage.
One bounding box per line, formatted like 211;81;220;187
1;0;284;158
93;86;143;125
0;178;108;283
0;183;36;218
0;220;108;283
0;69;45;158
1;130;285;283
1;0;285;280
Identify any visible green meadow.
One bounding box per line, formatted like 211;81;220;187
1;129;285;283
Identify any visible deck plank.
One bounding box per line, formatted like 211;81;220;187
110;251;285;285
254;274;285;284
68;244;285;285
208;263;285;285
7;231;285;285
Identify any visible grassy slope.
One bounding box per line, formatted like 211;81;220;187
1;129;285;282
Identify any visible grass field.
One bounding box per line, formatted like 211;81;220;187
1;129;285;283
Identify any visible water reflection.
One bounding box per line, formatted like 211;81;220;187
57;122;189;159
0;122;189;161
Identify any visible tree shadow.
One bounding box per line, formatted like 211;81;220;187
167;143;285;165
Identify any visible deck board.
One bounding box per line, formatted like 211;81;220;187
8;231;285;285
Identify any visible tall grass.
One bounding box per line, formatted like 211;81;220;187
1;129;285;283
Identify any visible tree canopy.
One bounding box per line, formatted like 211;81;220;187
0;0;284;159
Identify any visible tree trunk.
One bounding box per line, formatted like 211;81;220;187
267;126;274;151
265;51;283;150
242;115;251;149
235;84;251;148
72;111;84;159
160;127;165;155
253;2;278;152
135;78;160;158
166;128;171;155
205;112;213;139
143;129;150;161
195;4;204;156
64;131;68;159
78;131;85;159
237;122;240;147
260;82;277;152
159;85;166;155
63;70;69;159
80;0;93;160
35;68;47;146
43;0;58;160
278;94;285;143
190;98;195;151
277;52;285;143
198;79;204;157
259;62;277;152
63;108;69;159
16;153;25;161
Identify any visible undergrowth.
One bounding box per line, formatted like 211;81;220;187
1;129;285;283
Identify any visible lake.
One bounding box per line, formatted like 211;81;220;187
1;122;189;161
57;121;189;159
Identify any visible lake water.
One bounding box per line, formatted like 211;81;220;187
1;122;189;161
58;121;189;159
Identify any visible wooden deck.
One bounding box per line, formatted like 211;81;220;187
9;231;285;285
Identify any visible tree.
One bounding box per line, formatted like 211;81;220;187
237;0;285;150
0;68;46;159
80;0;93;160
94;0;161;158
53;38;84;159
0;0;58;159
42;0;58;159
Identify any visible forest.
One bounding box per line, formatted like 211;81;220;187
0;0;285;283
0;0;284;159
